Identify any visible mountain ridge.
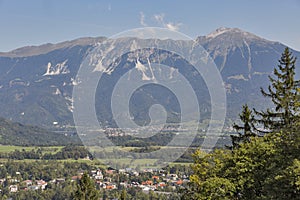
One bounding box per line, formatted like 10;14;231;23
0;27;299;128
0;27;285;57
0;37;106;58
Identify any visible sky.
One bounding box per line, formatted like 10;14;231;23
1;0;300;52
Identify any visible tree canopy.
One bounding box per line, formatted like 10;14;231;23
184;48;300;199
74;173;100;200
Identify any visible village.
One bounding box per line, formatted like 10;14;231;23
0;165;190;195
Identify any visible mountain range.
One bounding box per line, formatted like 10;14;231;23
0;27;299;129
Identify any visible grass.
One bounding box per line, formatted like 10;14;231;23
0;145;193;168
0;145;63;154
0;145;35;153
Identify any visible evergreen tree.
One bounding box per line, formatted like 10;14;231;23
120;189;127;200
229;104;257;149
74;172;99;200
255;47;299;132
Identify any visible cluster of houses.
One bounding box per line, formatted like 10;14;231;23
1;167;189;194
0;176;48;193
103;126;190;137
80;168;189;192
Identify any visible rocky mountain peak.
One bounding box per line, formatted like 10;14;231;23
204;27;262;41
195;27;284;70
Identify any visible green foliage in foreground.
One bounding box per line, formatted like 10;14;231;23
183;127;300;199
182;48;300;199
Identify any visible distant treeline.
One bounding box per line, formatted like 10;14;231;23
0;145;92;160
108;132;231;148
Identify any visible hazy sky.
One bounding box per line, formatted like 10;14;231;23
1;0;300;52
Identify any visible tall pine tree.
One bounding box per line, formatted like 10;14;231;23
230;104;257;149
74;173;99;200
255;47;299;132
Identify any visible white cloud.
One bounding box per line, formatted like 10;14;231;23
140;12;147;26
165;22;182;31
153;13;182;31
154;13;165;24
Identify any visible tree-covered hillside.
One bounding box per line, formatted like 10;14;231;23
0;117;80;146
